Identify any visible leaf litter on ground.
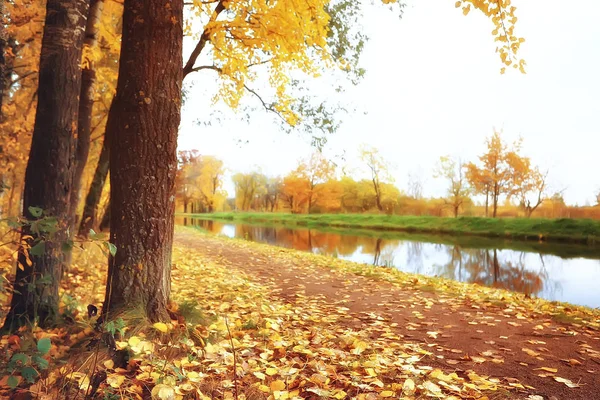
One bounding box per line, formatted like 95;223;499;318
0;227;598;399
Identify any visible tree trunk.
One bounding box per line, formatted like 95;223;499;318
78;133;109;237
3;0;89;331
373;179;383;211
453;204;459;218
99;200;110;231
69;0;104;234
0;0;7;121
103;0;183;322
484;190;489;217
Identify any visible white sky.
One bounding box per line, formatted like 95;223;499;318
178;0;600;205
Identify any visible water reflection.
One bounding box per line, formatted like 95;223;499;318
176;217;600;308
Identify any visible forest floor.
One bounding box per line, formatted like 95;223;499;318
1;227;600;399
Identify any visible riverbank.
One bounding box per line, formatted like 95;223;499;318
178;212;600;245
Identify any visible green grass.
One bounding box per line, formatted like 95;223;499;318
176;212;600;246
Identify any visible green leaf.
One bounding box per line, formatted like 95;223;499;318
89;229;102;240
9;353;29;366
37;338;51;355
106;321;116;335
61;240;74;253
7;375;19;389
28;206;43;218
21;366;38;383
32;355;49;370
29;240;46;256
107;242;117;257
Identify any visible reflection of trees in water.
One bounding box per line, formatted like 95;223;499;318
434;246;559;297
372;238;396;266
405;241;425;274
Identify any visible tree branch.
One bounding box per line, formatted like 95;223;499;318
243;84;287;124
183;0;226;79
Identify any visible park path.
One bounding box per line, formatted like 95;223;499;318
175;230;600;400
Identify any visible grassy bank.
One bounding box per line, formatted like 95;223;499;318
177;212;600;245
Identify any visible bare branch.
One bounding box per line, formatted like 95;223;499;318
243;84;287;125
189;65;221;74
183;0;226;79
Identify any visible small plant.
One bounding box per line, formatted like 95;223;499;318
4;337;51;389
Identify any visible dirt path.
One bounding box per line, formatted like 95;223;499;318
175;231;600;400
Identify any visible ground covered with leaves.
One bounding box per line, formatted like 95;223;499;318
1;227;599;399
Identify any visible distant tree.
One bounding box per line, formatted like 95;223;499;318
281;172;310;214
359;145;393;212
232;172;267;211
466;131;525;218
291;152;336;213
507;152;549;217
262;177;283;212
175;150;201;213
407;169;425;200
434;156;471;217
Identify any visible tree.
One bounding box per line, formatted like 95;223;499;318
102;0;183;322
196;156;225;212
466;131;522;218
292;152;336;213
232;172;267;211
508;152;548;217
69;0;104;232
359;145;393;212
175;150;201;213
78;137;109;237
434;156;470;217
262;177;283;212
281;172;311;214
3;0;90;330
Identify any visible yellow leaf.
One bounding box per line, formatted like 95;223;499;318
403;378;415;395
270;380;286;391
380;390;394;397
423;381;442;395
265;367;278;376
522;348;540;357
151;384;176;400
535;367;557;373
107;374;125;388
153;322;169;333
253;372;266;380
554;377;581;388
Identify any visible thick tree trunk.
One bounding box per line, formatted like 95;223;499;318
103;0;183;322
69;0;104;234
78;134;109;236
3;0;89;331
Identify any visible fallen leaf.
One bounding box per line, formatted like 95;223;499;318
535;367;558;373
554;376;581;388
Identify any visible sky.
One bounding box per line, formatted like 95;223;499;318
178;0;600;206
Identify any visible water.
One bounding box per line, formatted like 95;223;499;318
176;218;600;308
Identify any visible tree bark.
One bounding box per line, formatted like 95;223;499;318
69;0;104;234
78;133;109;237
103;0;183;322
3;0;89;331
99;199;109;231
0;0;7;121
